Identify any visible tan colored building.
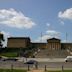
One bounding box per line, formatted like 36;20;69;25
7;37;30;48
61;43;72;50
47;38;61;50
31;43;46;49
7;37;72;50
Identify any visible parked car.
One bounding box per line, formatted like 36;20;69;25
24;60;38;64
3;58;18;61
65;56;72;62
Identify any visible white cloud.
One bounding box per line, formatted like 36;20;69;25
62;40;72;43
34;30;60;42
58;8;72;20
46;30;59;35
1;31;11;47
34;34;51;42
0;8;36;29
46;23;50;27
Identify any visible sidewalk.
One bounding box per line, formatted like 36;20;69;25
27;69;44;72
27;68;72;72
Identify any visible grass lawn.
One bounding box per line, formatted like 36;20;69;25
0;52;17;57
48;70;72;72
0;69;72;72
0;69;27;72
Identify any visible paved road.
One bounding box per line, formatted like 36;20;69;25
18;58;65;62
0;60;72;69
38;62;72;68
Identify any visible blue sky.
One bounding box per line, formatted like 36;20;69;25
0;0;72;45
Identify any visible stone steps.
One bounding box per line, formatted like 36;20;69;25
35;49;71;58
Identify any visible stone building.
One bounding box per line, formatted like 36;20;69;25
31;43;46;49
7;37;72;50
7;37;30;48
7;37;72;58
61;43;72;50
47;38;61;50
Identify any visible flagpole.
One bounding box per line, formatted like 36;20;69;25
66;32;67;43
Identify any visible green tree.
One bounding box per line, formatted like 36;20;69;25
0;33;4;48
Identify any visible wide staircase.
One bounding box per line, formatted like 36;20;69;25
35;48;71;58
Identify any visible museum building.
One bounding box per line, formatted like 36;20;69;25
7;37;72;50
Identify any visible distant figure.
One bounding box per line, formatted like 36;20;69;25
26;57;27;62
35;62;38;69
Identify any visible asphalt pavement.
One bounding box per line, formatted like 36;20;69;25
17;57;65;62
0;60;72;70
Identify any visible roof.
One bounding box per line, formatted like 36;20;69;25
8;37;30;40
61;43;72;44
31;42;46;44
47;38;60;41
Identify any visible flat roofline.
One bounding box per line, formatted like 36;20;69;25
8;37;30;39
61;42;72;44
47;37;60;41
31;42;46;44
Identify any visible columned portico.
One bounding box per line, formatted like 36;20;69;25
47;38;61;50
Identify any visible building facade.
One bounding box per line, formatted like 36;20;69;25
7;37;72;50
7;37;30;48
47;38;61;50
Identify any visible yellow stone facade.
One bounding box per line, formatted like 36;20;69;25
7;37;72;50
47;38;61;50
7;37;30;48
